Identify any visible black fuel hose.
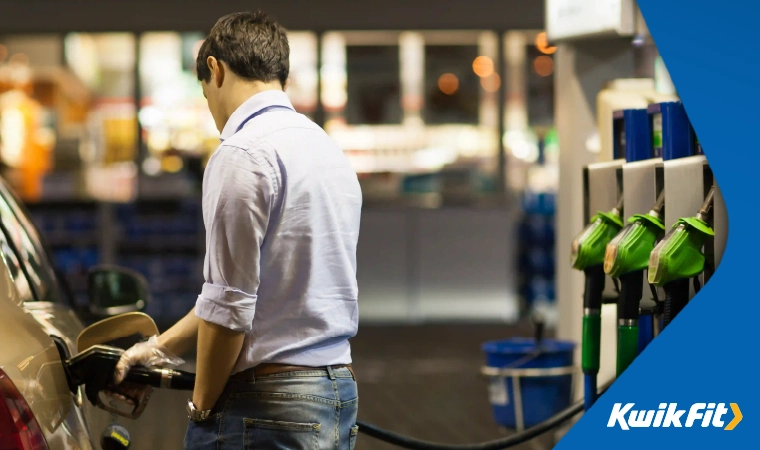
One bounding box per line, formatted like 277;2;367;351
356;398;585;450
662;278;690;329
356;383;610;450
123;365;608;450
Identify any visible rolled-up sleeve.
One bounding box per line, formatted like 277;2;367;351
195;145;275;332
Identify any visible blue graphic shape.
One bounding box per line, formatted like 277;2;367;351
557;1;756;448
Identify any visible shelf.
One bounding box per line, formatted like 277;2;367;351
119;198;200;215
26;200;100;210
117;237;201;254
47;237;99;248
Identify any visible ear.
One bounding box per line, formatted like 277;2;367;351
207;56;225;88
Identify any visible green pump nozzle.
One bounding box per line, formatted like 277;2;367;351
648;186;715;286
571;196;625;270
603;191;666;376
648;186;715;330
604;191;666;278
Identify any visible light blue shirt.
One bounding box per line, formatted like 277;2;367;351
194;90;362;374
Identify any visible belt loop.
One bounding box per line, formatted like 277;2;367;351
326;365;336;380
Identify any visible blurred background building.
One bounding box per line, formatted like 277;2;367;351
0;1;601;448
0;0;558;328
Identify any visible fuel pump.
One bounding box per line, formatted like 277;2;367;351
609;107;664;372
647;101;716;329
571;196;623;410
570;109;633;410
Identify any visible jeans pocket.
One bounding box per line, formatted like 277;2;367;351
244;418;320;450
349;424;359;450
184;413;221;450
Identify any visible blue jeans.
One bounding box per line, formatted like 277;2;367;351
184;366;359;450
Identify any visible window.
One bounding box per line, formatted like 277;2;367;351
64;33;138;166
286;32;319;118
0;180;62;303
138;32;216;176
423;45;481;125
322;31;500;182
526;43;555;128
0;34;63;202
136;31;318;176
345;45;402;125
0;224;33;302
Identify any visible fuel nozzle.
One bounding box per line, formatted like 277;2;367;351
648;186;715;329
64;345;195;419
604;191;666;278
648;186;715;287
571;196;625;270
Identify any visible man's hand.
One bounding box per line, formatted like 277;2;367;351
113;336;184;384
104;381;150;406
108;307;200;408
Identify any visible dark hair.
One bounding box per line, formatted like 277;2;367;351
196;11;289;86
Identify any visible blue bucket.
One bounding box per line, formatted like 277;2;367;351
482;338;575;429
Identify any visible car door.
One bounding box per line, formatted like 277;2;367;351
0;180;99;449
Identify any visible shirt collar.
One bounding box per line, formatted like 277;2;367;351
220;89;295;141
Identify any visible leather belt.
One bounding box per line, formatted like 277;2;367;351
230;363;355;380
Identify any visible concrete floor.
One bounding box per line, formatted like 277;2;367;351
99;323;563;450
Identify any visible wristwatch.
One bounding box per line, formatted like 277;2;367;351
186;399;212;422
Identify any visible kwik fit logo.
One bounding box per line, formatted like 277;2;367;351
608;403;742;430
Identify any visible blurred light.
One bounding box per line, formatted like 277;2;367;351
533;56;554;77
138;106;164;128
192;39;205;61
35;128;56;148
320;33;347;111
535;32;557;55
64;34;99;89
0;109;24;167
504;130;539;163
413;146;458;170
94;34;136;71
0;45;7;62
472;56;494;78
163;155;184;173
632;34;645;47
586;132;601;154
85;164;137;203
153;85;185;107
287;32;319;111
142;157;162;176
147;130;171;153
480;73;501;93
438;73;459;95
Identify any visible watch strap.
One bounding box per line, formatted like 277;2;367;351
186;399;212;422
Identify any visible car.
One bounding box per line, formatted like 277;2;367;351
0;177;147;449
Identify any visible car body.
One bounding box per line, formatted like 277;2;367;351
0;178;111;449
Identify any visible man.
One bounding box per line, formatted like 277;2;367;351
113;11;362;449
